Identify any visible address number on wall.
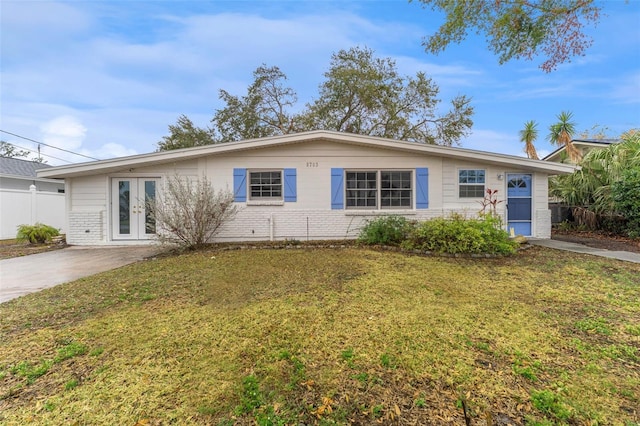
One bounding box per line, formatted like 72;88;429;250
306;162;319;168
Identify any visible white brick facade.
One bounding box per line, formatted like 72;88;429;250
535;209;552;239
41;132;573;245
68;211;104;245
214;209;452;242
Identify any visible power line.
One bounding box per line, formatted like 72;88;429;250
0;129;100;161
1;141;74;164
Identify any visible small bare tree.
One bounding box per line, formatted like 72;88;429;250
148;174;238;248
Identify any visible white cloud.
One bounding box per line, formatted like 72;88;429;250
34;115;139;164
537;149;551;159
37;116;88;163
0;1;91;35
1;1;637;163
1;5;450;158
91;143;138;160
41;116;87;151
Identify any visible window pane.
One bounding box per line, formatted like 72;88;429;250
380;170;412;209
459;169;485;197
459;184;485;198
249;171;282;199
459;169;486;184
118;181;130;234
346;171;377;208
144;181;156;234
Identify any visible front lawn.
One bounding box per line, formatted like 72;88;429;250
1;247;638;425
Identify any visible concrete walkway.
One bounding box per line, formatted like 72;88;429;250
0;245;164;303
529;239;640;264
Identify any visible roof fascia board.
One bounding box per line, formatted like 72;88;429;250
0;174;65;184
38;130;576;178
543;139;618;161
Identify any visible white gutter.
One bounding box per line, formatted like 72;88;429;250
37;130;577;179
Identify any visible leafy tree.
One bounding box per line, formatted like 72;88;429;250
212;65;298;142
158;47;474;150
302;47;473;145
548;111;579;162
157;115;215;151
416;0;602;72
0;140;35;160
1;140;30;158
0;140;46;163
550;131;640;232
577;124;611;140
519;120;539;159
612;167;640;238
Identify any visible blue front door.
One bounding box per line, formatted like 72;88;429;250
507;174;532;236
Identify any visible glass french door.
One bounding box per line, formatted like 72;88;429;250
111;178;159;240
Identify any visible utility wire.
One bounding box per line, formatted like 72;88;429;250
0;129;100;161
2;141;74;164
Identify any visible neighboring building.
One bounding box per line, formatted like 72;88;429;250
0;157;65;192
37;131;576;246
543;139;619;164
543;139;619;224
0;157;66;239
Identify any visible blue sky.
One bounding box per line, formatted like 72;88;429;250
1;0;639;165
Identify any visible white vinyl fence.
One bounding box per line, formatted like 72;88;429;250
0;186;65;240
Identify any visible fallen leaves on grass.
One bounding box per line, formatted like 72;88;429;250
1;247;639;425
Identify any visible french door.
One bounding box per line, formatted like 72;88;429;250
111;178;159;240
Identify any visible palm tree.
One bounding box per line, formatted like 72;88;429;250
548;111;580;162
519;120;540;159
549;131;640;228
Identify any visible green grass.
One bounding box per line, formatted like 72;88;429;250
0;246;639;425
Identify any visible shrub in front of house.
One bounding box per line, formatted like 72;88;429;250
147;174;239;249
358;215;415;246
16;223;60;244
612;167;640;238
401;214;517;255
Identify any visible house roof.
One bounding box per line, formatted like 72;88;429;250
542;138;618;162
38;130;577;179
0;156;64;184
1;156;53;177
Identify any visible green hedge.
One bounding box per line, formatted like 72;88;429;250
612;168;640;238
357;215;413;246
358;214;517;255
402;214;517;255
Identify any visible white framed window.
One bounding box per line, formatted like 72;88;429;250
459;169;485;198
381;171;412;207
345;170;412;209
249;170;282;200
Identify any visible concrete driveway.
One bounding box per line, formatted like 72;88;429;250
0;245;164;303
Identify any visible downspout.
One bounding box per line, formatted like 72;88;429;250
269;213;274;241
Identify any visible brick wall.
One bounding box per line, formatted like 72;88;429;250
215;209;445;242
67;211;104;245
64;207;549;244
535;209;552;239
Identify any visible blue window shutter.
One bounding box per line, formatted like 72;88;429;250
284;168;297;202
331;168;344;210
416;167;429;209
233;168;247;202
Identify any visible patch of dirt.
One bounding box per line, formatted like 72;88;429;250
0;240;67;260
552;229;640;253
